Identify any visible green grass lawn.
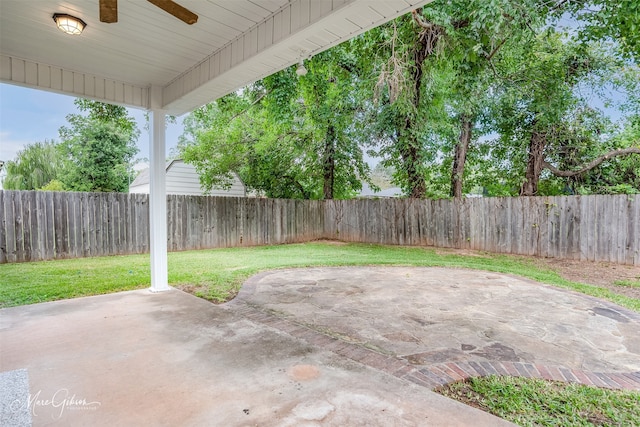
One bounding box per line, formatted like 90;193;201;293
1;241;638;311
436;376;640;427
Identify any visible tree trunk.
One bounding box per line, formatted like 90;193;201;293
400;17;435;199
450;114;472;198
400;135;427;199
520;130;546;196
322;125;336;200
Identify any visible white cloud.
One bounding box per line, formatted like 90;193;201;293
0;131;32;162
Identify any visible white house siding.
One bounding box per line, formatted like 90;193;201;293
129;160;245;197
129;183;150;194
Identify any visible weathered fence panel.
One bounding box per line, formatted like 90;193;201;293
0;191;637;265
323;195;639;265
0;191;326;263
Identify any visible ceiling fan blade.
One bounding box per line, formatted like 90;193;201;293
147;0;198;25
100;0;118;23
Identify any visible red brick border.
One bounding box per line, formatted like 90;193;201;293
238;303;640;392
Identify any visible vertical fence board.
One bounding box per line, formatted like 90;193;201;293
580;196;592;261
634;195;640;266
87;193;96;258
75;193;85;258
93;193;102;257
13;192;25;262
167;195;175;251
614;196;626;264
567;196;580;260
136;194;148;254
595;196;608;263
114;194;122;254
6;191;17;262
124;194;132;255
22;191;35;261
81;193;90;258
66;193;76;259
108;193;116;255
0;191;8;263
52;192;63;259
42;192;54;260
509;197;521;255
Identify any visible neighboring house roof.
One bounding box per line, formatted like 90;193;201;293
357;182;403;198
129;159;245;197
129;161;171;187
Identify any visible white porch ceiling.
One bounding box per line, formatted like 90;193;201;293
1;0;432;116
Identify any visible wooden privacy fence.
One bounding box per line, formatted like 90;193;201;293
324;195;639;265
0;191;324;263
166;195;323;251
0;191;638;265
0;191;150;263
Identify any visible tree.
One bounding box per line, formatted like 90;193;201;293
487;30;640;196
2;140;63;190
362;13;445;198
181;2;639;199
542;114;640;194
58;100;139;192
179;88;313;198
560;0;640;61
289;47;372;199
179;44;372;199
364;1;555;198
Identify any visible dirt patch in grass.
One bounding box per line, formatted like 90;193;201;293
436;247;640;300
527;257;640;300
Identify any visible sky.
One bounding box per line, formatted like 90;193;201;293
0;83;186;171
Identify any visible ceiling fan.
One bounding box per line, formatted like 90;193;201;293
99;0;198;25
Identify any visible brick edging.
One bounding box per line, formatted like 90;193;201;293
235;303;640;392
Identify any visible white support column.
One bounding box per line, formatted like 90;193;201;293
148;86;169;292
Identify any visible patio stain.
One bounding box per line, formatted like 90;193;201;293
288;364;321;381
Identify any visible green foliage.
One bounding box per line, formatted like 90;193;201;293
2;140;63;190
480;30;639;195
178;44;372;199
359;1;560;197
39;179;65;191
576;116;640;194
179;2;638;198
74;99;137;134
439;375;640;426
562;0;640;61
58;100;139;192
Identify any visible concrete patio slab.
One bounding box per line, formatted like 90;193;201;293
236;267;640;376
1;285;515;426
